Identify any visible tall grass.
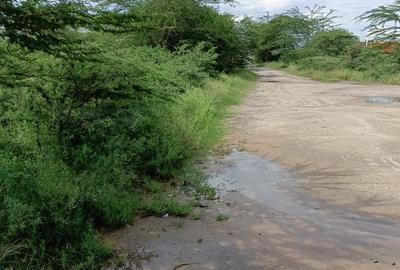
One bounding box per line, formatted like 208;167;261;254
172;71;257;154
267;62;400;84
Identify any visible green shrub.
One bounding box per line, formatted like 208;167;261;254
0;38;255;268
216;213;230;222
297;56;345;71
302;29;358;57
141;195;193;217
0;1;255;268
0;152;112;269
131;0;247;72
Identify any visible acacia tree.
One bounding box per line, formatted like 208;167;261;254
0;0;94;52
106;0;246;72
285;5;339;47
255;5;338;61
255;15;299;61
359;0;400;40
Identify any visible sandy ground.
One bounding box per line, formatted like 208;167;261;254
104;68;400;270
228;68;400;218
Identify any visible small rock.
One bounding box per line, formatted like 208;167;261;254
225;202;232;207
373;260;379;264
197;238;203;243
197;199;210;208
392;262;397;266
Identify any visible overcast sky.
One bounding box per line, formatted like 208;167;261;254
218;0;394;40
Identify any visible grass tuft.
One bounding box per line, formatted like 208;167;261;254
216;213;230;222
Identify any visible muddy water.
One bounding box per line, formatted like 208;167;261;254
208;150;400;268
209;150;313;218
365;96;400;104
106;150;400;270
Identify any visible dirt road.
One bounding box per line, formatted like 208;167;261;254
106;68;400;270
229;68;400;217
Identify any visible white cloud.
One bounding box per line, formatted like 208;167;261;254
219;0;395;39
233;0;295;11
219;0;296;17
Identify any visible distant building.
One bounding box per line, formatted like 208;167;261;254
360;40;399;54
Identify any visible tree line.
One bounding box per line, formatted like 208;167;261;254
245;2;400;83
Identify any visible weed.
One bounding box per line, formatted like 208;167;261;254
141;194;193;217
191;211;204;220
216;213;230;222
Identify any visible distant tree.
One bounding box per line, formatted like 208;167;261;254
255;15;299;61
255;5;339;61
358;0;400;41
304;29;358;57
285;5;339;47
237;16;259;59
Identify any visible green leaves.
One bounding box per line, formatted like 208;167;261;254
0;1;253;268
0;0;94;52
115;0;246;72
304;29;358;57
358;1;400;41
254;5;339;62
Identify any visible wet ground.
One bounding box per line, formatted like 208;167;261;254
105;150;400;270
229;68;400;217
105;68;400;269
365;96;400;104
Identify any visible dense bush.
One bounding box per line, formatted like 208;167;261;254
296;56;346;71
124;0;248;72
344;46;400;73
255;15;300;62
287;44;400;83
0;28;255;268
0;1;255;268
302;29;358;57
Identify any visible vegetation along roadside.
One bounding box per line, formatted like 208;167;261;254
0;0;255;269
252;3;400;84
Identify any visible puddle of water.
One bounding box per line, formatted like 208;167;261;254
208;150;400;238
208;150;316;218
365;96;400;104
258;75;282;83
259;79;280;83
107;150;400;269
257;75;317;84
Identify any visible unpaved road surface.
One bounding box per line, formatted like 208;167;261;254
229;68;400;217
105;68;400;270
